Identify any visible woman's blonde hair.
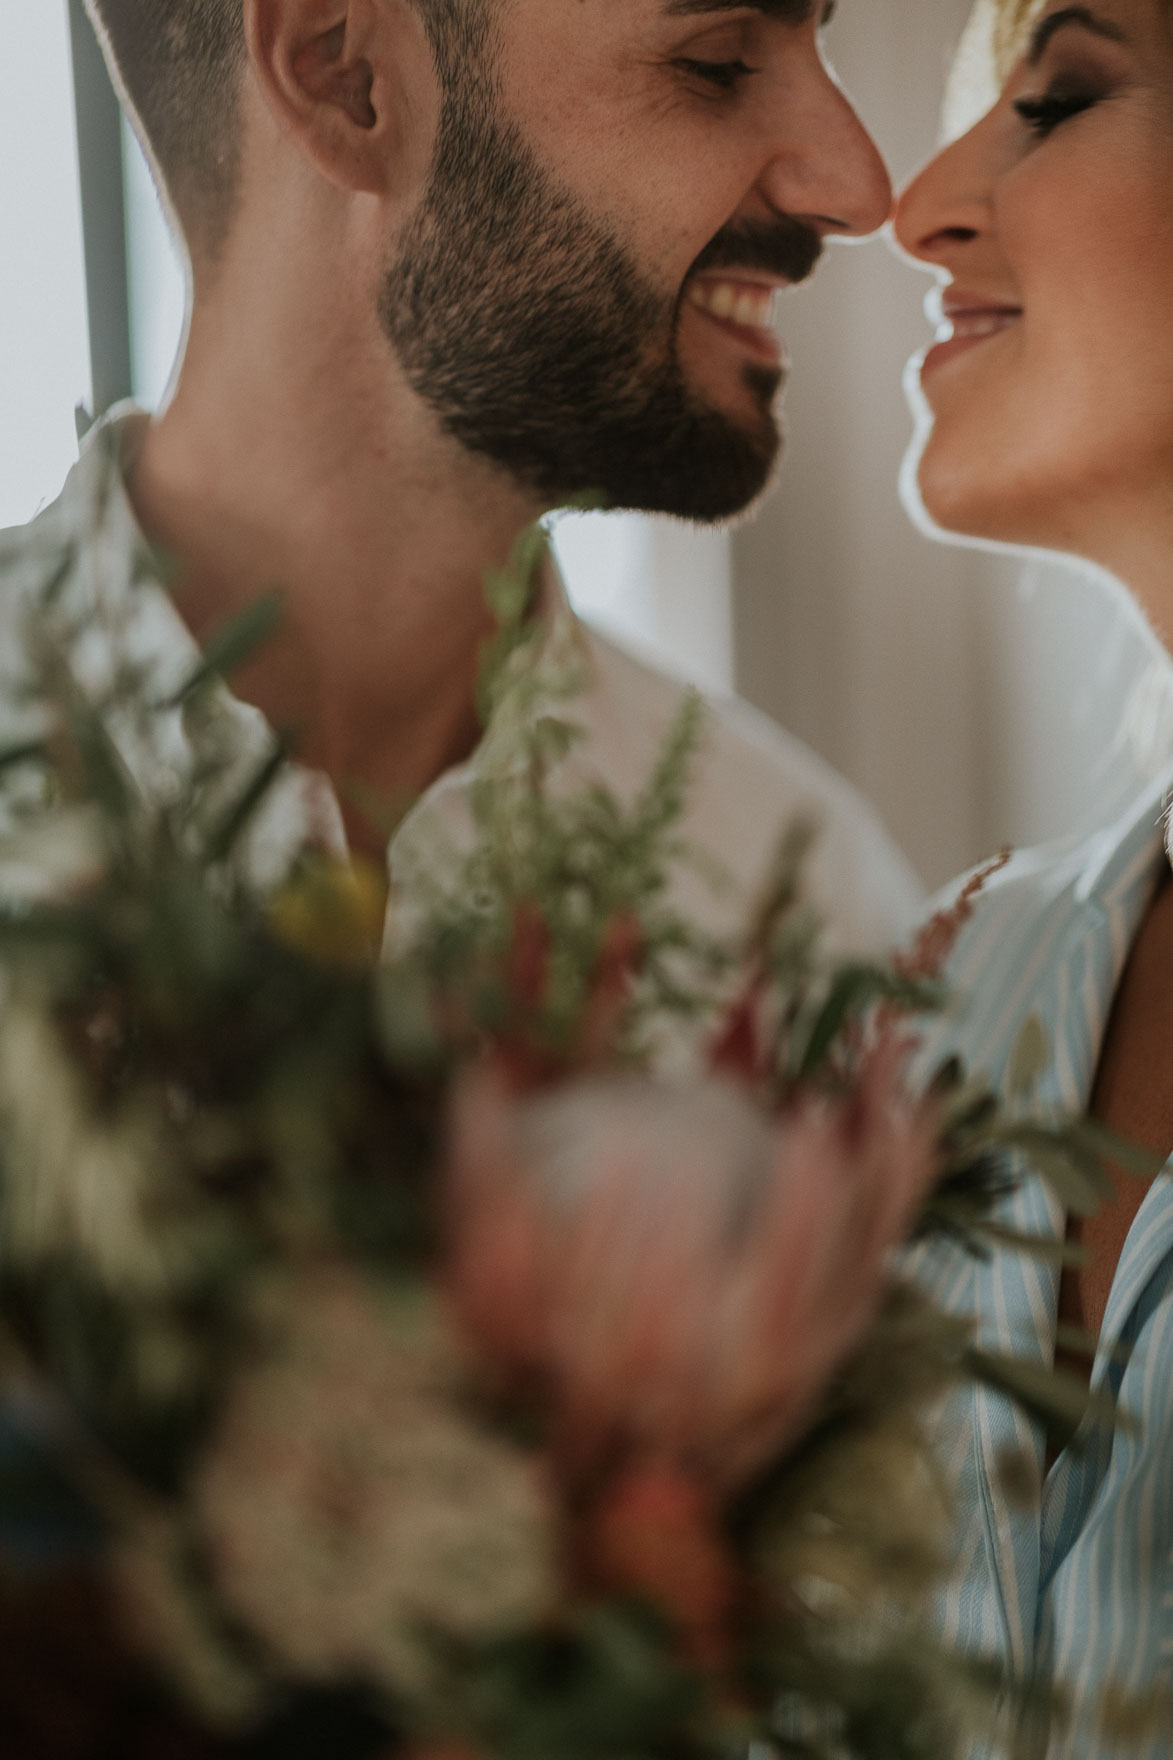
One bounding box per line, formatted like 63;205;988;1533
943;0;1045;135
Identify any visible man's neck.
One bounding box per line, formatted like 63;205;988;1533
125;318;544;857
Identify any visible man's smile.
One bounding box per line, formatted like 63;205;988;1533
685;273;788;365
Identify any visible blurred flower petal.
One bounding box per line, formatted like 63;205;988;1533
445;1048;939;1491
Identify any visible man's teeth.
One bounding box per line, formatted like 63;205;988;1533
687;280;780;329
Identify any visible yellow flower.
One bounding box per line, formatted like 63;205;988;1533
267;855;387;969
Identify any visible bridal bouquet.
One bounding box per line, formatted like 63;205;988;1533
0;515;1134;1759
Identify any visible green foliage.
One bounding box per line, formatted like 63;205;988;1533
0;506;1157;1758
398;604;724;1069
438;1607;708;1760
163;591;285;711
0;557;440;1516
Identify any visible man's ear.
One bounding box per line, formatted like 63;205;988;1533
243;0;429;197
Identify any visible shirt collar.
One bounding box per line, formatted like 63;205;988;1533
48;406;597;889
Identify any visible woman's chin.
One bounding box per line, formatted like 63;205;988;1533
898;382;1006;545
898;432;983;545
903;429;1037;551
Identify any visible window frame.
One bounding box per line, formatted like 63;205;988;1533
67;0;132;419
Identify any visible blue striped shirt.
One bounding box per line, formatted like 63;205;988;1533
916;768;1173;1754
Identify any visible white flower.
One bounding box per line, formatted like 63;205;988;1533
0;999;173;1292
191;1269;556;1702
0;806;108;904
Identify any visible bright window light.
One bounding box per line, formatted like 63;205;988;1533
555;512;733;693
0;0;92;530
122;116;186;411
554;512;657;642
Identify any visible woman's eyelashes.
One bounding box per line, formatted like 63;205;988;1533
1013;84;1103;137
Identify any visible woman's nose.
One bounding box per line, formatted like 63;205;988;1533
893;127;989;268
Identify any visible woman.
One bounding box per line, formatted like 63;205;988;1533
891;1;1173;1746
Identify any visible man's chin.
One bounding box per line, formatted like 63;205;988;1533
464;366;784;524
660;399;782;524
599;420;780;524
603;446;780;524
674;369;784;521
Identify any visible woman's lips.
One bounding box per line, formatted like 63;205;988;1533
921;302;1022;377
685;276;788;366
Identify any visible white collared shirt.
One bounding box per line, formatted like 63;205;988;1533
0;409;922;970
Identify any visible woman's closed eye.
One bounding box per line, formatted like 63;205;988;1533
1013;86;1103;137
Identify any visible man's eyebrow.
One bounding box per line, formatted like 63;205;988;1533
1028;6;1127;64
661;0;827;23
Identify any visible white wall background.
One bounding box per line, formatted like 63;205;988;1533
554;512;733;694
1;0;1164;890
0;2;91;530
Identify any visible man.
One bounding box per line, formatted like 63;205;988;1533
2;0;920;953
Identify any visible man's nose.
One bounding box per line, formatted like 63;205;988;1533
758;66;893;240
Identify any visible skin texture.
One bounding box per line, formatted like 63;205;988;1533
1077;873;1173;1340
895;0;1173;621
894;0;1173;1342
126;0;891;856
378;105;823;521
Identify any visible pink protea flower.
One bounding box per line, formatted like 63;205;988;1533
581;1455;740;1672
444;1045;940;1497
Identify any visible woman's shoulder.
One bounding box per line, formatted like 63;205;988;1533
922;801;1166;1097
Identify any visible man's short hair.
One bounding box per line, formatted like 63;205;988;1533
85;0;246;259
85;0;489;261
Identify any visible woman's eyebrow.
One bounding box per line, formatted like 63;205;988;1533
1028;5;1127;64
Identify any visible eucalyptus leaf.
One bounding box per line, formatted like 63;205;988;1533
991;1127;1114;1216
162;592;285;708
202;735;292;863
40;543;77;608
1008;1014;1050;1099
966;1348;1129;1446
928;1209;1089;1266
796;964;935;1079
978;1224;1090;1266
1067;1117;1167;1181
1053;1324;1098;1360
796;968;883;1078
0;740;51;778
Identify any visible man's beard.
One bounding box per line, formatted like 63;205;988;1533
379;71;823;522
